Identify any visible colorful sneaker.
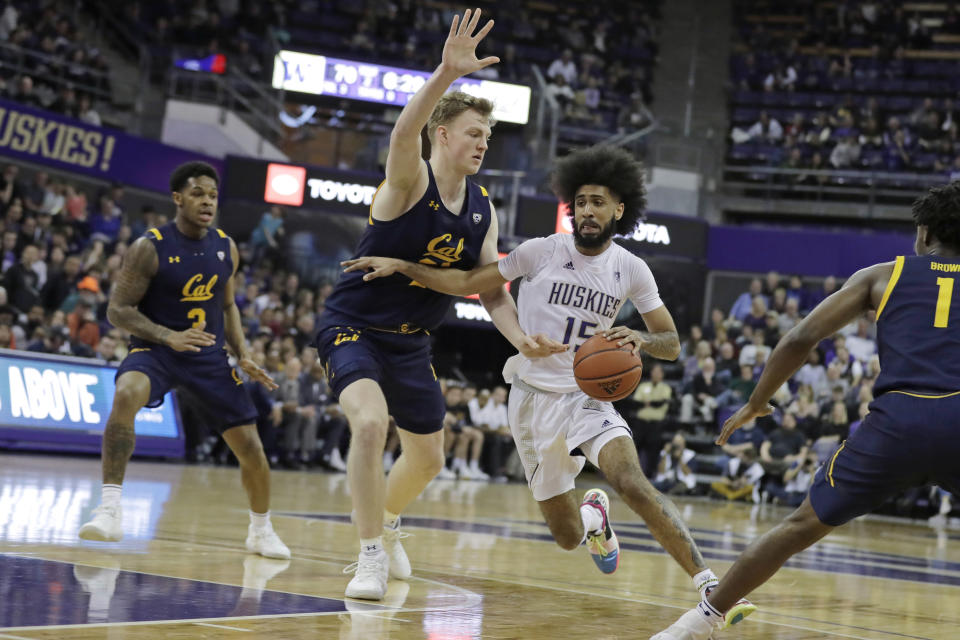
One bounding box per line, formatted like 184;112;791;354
78;504;123;542
581;488;619;574
382;518;411;580
703;586;758;629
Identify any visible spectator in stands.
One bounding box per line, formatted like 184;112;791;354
67;298;99;349
807;275;838;309
711;447;762;502
442;386;486;480
630;363;672;478
759;412;808;484
715;341;739;381
679;324;704;360
250;205;285;266
617;93;651;133
744;111;784;143
302;361;347;472
95;333;119;364
682;339;712;385
41;254;81;311
768;451;818;507
845;316;877;363
764;62;797;92
743;296;769;331
10;76;41;108
778;297;801;335
681;357;721;424
546;73;575;108
830;135;861;168
788;383;822;437
90;195;122;243
4;243;39;312
885;128;912;171
77;94;101;126
717;363;757;411
812;402;848;464
654;433;696;495
729;277;764;322
547;48;577;85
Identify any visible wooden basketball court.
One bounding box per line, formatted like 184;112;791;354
0;452;955;639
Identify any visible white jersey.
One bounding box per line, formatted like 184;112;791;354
498;233;663;393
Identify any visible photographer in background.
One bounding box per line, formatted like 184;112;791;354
654;433;697;495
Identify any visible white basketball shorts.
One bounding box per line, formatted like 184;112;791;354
508;380;632;501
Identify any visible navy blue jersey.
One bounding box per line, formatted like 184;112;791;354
130;222;234;354
874;255;960;396
321;163;492;331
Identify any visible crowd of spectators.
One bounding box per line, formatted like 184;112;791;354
620;269;953;519
0;1;108;124
106;0;660;134
728;1;960;183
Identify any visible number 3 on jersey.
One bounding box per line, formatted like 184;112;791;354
188;308;206;329
562;317;597;351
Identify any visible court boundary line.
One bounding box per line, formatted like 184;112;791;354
192;622;253;632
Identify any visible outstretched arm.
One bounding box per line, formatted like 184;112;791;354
716;261;892;444
342;255;507;297
376;9;499;220
475;208;566;358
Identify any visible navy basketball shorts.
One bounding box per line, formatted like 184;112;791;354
809;391;960;526
116;346;258;432
315;325;446;434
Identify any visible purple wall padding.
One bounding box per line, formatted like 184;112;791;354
707;225;915;277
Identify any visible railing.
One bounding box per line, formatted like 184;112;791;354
166;67;285;148
723;165;946;212
530;65;560;163
88;1;151;134
0;42;113;103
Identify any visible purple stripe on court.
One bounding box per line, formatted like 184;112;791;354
286;512;960;588
0;555;345;629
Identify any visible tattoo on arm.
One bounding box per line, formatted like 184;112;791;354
106;237;171;345
640;331;682;360
655;494;707;570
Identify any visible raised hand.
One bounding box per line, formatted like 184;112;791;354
441;8;499;78
164;320;216;352
341;256;404;281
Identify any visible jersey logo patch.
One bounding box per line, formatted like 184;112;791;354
217;251;225;261
472;212;482;224
582;399;604;411
601;419;613;428
168;256;180;263
409;233;466;288
180;274;219;302
563;261;575;270
614;271;621;282
427;200;440;211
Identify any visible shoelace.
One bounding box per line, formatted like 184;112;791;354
342;555;385;580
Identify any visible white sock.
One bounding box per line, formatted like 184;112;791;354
250;510;271;531
102;484;122;507
360;537;383;554
580;503;604;536
383;510;400;529
694;568;719;596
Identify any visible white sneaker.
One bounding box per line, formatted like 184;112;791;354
650;604;722;640
468;463;490;480
383;518;411;580
245;526;292;560
344;550;389;600
78;505;123;542
329;448;347;472
382;452;395;472
435;466;456;480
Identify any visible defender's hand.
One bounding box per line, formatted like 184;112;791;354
164;320;216;352
518;333;568;359
441;8;499;78
716;401;774;445
238;355;279;391
603;326;645;356
341;256;404;281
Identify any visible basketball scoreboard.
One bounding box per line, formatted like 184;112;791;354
0;350;183;457
272;50;532;124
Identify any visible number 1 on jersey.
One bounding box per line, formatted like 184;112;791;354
188;307;206;329
935;277;954;328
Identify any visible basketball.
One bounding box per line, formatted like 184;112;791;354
573;334;643;401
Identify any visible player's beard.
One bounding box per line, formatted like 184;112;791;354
573;216;617;249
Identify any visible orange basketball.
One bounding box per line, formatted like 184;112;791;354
573;333;643;401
